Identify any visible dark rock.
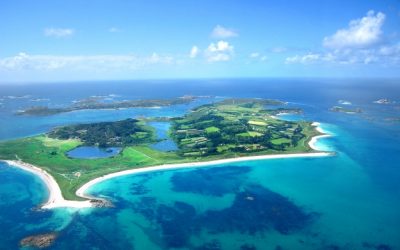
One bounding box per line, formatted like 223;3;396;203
90;199;114;208
20;233;57;248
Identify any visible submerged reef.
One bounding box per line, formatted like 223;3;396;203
171;166;251;196
201;184;317;235
19;233;57;249
132;179;317;248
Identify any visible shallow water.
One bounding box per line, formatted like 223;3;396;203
0;79;399;249
66;146;121;159
148;121;178;152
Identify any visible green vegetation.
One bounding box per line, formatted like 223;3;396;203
171;98;319;156
0;98;322;201
48;118;155;148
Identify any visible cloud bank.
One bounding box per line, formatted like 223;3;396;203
323;11;385;49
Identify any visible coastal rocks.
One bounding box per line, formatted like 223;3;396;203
19;233;57;248
90;198;114;208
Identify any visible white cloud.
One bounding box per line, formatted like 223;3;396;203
108;27;122;33
249;52;260;58
249;52;267;62
44;28;75;38
285;53;322;64
211;25;238;39
0;53;175;72
285;44;400;65
323;10;385;49
285;11;400;66
205;40;234;62
206;40;233;53
271;47;287;53
189;46;199;58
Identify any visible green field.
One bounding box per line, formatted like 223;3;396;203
271;138;292;145
205;126;220;133
237;131;264;137
0;98;322;201
248;120;267;126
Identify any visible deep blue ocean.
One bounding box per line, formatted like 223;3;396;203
0;79;399;250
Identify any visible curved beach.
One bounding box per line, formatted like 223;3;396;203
3;122;333;209
309;122;332;150
3;160;92;209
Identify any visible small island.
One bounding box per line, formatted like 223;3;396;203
373;98;392;104
330;106;362;114
0;98;332;208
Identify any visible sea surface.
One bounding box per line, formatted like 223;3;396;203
0;79;399;250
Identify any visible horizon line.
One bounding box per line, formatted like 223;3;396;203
1;76;399;85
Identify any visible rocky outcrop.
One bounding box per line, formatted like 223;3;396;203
20;233;57;248
90;198;114;208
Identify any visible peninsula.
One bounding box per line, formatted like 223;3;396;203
0;98;332;208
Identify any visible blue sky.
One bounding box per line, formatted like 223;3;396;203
0;0;399;82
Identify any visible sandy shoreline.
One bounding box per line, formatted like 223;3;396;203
2;122;333;209
309;122;332;151
3;160;93;209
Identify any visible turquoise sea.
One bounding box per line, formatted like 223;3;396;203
0;79;399;249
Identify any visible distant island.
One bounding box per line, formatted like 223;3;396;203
373;98;392;105
0;98;332;208
330;106;362;114
338;100;352;105
16;96;198;115
16;95;286;116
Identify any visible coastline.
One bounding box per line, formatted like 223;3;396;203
309;122;332;151
3;160;92;209
3;122;333;209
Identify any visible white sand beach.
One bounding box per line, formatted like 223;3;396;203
3;160;92;209
309;122;332;151
2;122;333;209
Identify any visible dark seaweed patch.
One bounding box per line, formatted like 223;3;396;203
156;202;198;248
129;183;149;195
171;166;251;196
202;184;317;235
240;243;257;250
130;184;317;249
55;214;133;250
194;239;222;250
363;242;392;250
129;173;156;195
131;196;158;221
